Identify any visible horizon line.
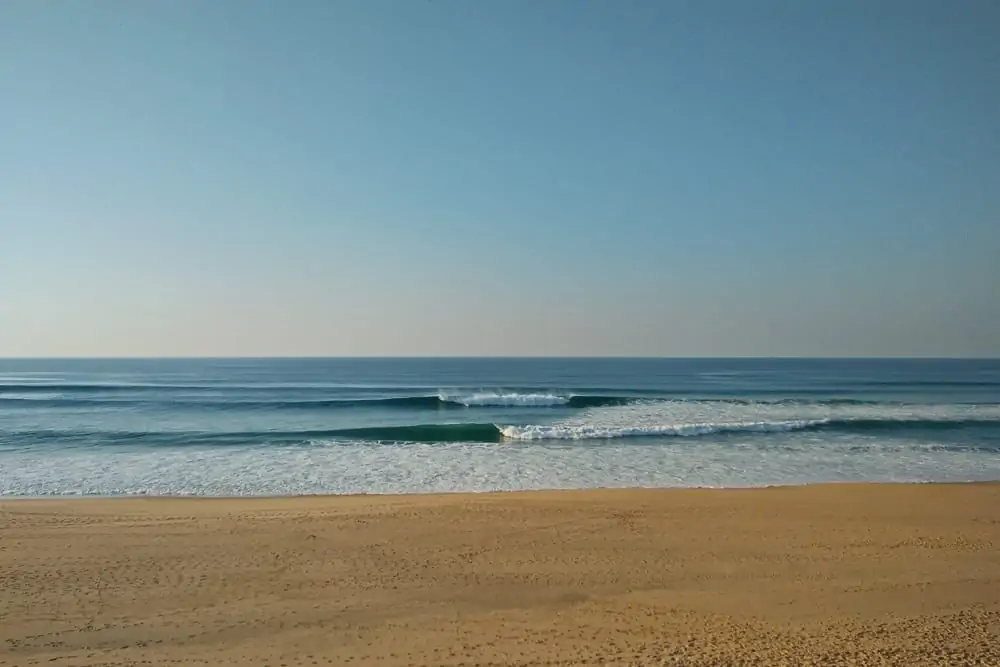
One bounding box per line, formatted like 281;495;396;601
1;355;998;361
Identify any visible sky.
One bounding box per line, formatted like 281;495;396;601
2;0;998;357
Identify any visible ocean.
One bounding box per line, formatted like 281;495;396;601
2;357;999;496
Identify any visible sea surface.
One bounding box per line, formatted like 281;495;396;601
2;358;1000;496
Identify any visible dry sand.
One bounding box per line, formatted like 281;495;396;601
2;484;999;666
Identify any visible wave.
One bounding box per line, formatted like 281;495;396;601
437;392;635;408
304;416;1000;443
0;391;634;410
6;416;1000;449
305;419;828;444
335;413;1000;443
0;393;889;412
0;383;448;395
0;383;218;394
0;395;445;410
440;392;567;407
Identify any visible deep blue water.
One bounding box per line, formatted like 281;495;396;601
2;358;999;496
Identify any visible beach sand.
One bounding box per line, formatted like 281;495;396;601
2;484;999;666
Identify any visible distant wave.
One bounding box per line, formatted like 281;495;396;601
5;375;999;397
437;392;635;408
0;383;448;395
440;392;568;407
0;391;636;410
0;383;217;393
0;395;444;409
3;392;997;412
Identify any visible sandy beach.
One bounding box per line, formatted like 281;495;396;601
2;484;999;666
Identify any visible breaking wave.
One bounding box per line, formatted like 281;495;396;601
0;391;633;410
322;415;1000;444
497;419;826;440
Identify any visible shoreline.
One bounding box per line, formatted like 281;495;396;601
1;478;996;502
3;482;999;665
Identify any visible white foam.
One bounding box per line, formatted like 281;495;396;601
544;400;1000;430
498;419;825;440
2;436;999;497
440;392;570;407
491;400;1000;442
3;400;1000;497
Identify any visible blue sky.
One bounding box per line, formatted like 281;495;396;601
2;0;998;356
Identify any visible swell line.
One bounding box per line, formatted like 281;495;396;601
5;416;1000;449
0;393;635;410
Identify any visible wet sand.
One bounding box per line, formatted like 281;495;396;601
2;483;999;666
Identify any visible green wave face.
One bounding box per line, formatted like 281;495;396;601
326;423;504;443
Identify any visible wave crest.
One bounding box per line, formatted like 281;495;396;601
497;419;826;440
439;392;570;407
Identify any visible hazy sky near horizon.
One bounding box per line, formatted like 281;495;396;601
2;0;999;357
